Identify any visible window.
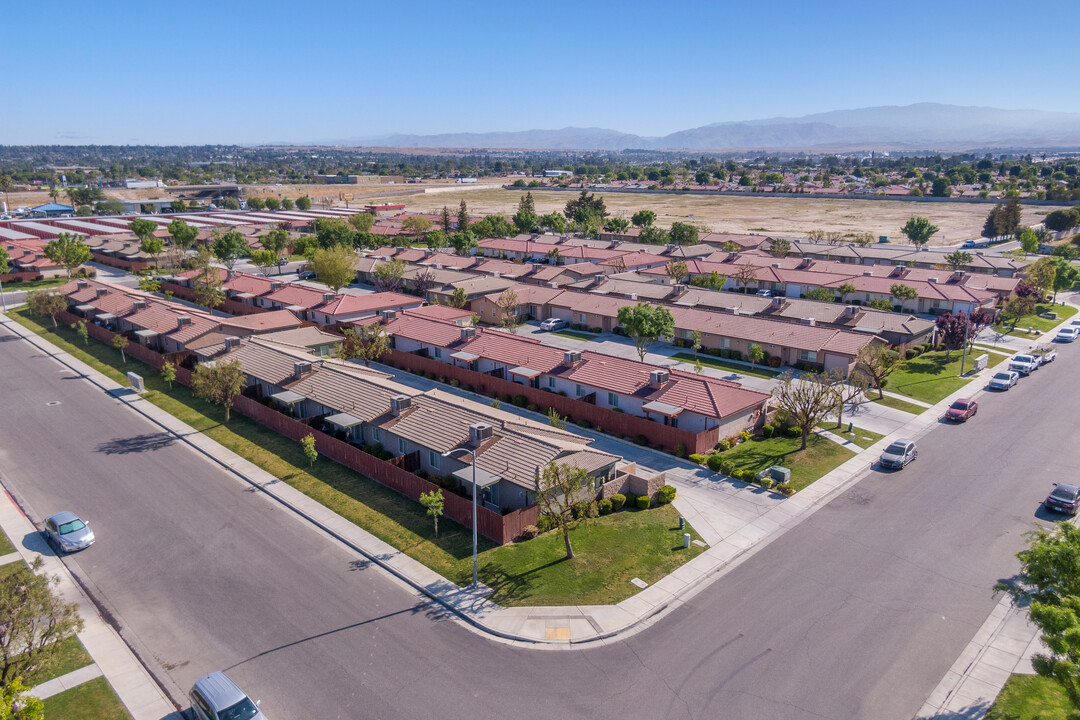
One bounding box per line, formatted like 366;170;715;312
719;337;730;349
398;438;408;455
490;308;497;318
372;427;380;442
433;347;442;358
429;451;440;470
579;313;587;323
607;392;618;407
799;349;818;363
576;384;584;397
548;376;555;388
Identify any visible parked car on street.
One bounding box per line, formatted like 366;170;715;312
989;370;1019;390
189;672;268;720
1009;354;1040;375
755;289;774;298
879;439;918;470
539;317;567;332
42;511;95;553
945;398;978;422
1055;327;1079;342
1044;483;1080;516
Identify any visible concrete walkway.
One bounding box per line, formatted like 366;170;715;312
32;664;104;700
0;471;181;719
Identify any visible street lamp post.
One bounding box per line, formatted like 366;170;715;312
443;447;478;589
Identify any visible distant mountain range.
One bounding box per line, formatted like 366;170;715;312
333;104;1080;152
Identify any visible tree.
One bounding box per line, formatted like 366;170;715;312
804;288;835;303
1003;294;1037;329
997;523;1080;707
73;319;88;346
1044;207;1080;233
167;219;198;251
867;298;893;311
112;333;129;362
419;490;444;538
513;192;539;233
192;247;224;311
0;677;43;720
249;249;278;277
301;433;318;467
900;216;939;247
221;197;241;210
128;219;158;245
855;344;899;399
449;287;468;309
732;263;759;293
264;197;281;211
665;260;688;284
563;189;606;222
140;235;165;269
935;312;970;360
246;197;265;211
313;218;355;248
836;282;857;303
944;250;973;271
348;212;375;233
371;257;405;293
0;557;83;690
930;177;952;197
770;238;792;258
43;233;92;277
336;324;390;367
440;206;453;234
771;370;835;450
412;266;438;300
280;197;294;211
25;290;66;327
1046;256;1080;302
0;245;9;275
689;329;703;358
982;199;1023;239
457;200;470;233
401;215;432;238
1027;258;1057;298
617;302;675;361
1052;243;1079;261
190;359;246;422
828;369;867;428
603;217;630;234
668;222;699;245
450;231;476;257
533;461;593;560
296;195;312;211
95;198;125;214
546;407;568;430
889;283;919;312
161;360;176;389
747;343;765;370
538;212;566;233
1019;227;1039;253
211;230;247;270
495;287;521;333
308;244;359;293
631;209;656;228
849;232;875;248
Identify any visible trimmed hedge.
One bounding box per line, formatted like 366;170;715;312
609;493;626;512
636;495;651;510
657;485;676;504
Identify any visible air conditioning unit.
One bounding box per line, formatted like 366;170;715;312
225;337;241;350
390;394;412;415
845;305;858;316
133;300;147;310
322;293;335;304
76;280;88;289
469;423;493;444
270;281;284;290
862;271;873;276
460;326;476;341
176;315;192;327
96;288;108;297
563;350;581;365
772;297;784;307
649;369;670;386
293;361;313;379
382;309;397;322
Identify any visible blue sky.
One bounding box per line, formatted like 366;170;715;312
3;0;1078;145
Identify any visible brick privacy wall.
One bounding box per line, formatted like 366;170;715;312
161;281;270;316
0;272;44;283
386;348;719;455
91;252;151;272
599;469;666;502
58;309;532;544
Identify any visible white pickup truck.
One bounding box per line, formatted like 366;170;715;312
1009;353;1040;375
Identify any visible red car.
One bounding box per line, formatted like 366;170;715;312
945;398;978;422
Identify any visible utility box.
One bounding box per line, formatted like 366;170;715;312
127;372;145;392
878;235;889;243
769;466;791;484
974;354;988;372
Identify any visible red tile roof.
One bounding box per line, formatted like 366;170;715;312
317;292;422;317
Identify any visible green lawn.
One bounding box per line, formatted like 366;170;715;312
994;302;1078;337
23;636;94;688
819;422;884;450
9;309;700;607
714;434;855;492
552;329;599;341
42;677;131;720
870;394;927;414
0;526;16;557
986;674;1074;720
4;276;74;291
887;349;1010;404
671;352;779;379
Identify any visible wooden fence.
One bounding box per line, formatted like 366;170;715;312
385;348;718;455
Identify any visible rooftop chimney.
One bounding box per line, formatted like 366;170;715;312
293;360;313;379
390;394;412;416
469;423;493;446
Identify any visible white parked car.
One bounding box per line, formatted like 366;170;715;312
1009;354;1040;375
1056;327;1079;342
988;370;1019;390
539;318;567;332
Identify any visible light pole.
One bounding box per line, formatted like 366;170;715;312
442;447;478;589
959;311;971;376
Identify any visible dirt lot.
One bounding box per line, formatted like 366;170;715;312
360;186;1065;245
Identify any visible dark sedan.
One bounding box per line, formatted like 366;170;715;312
1045;484;1080;516
945;398;978;422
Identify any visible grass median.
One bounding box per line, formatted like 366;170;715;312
819;422;884;450
986;674;1073;719
8;308;702;606
42;676;132;720
993;302;1077;338
671;352;779;379
887;349;1010;405
713;433;855;492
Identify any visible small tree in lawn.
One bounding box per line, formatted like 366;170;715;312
72;319;88;346
190;359;246;423
747;343;765;370
26;290;67;328
855;343;899;399
889;283;919;312
43;233;92;277
771;370;835;451
935;311;970;360
836;282;857;304
336;324;390;367
419;489;444;538
495;287;521;333
309;244;359;293
617;302;674;361
689;329;702;358
301;433;318;467
161;360;176;389
534;461;592;560
827;369;867;428
547;407;568;430
111;334;129;362
140;236;165;269
900;216;939;247
732;263;758;293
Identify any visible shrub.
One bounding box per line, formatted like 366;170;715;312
767;356;782;368
724;435;742;448
657;485;677;504
758;477;774;490
571;500;590;520
425;372;435;380
689;453;707;465
785;425;802;438
673;443;686;458
536;514;556;532
739;430;751;443
716;438;731;452
775;482;795;496
590;327;602;334
636;495;651;510
511;395;526;407
526;403;538;412
739;469;757;483
719;460;735;476
463;384;474;392
624;492;638;508
598;499;612;515
438;376;447;384
707;347;721;357
729;350;742;362
905;348;919;360
633;434;648;445
761;424;774;438
501;394;512;403
449;378;460;387
520;524;539;540
609;493;626;511
706;454;724;472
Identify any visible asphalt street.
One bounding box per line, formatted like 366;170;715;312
0;318;1073;720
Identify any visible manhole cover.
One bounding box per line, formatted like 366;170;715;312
46;401;61;406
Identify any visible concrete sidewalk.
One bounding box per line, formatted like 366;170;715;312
0;479;181;720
